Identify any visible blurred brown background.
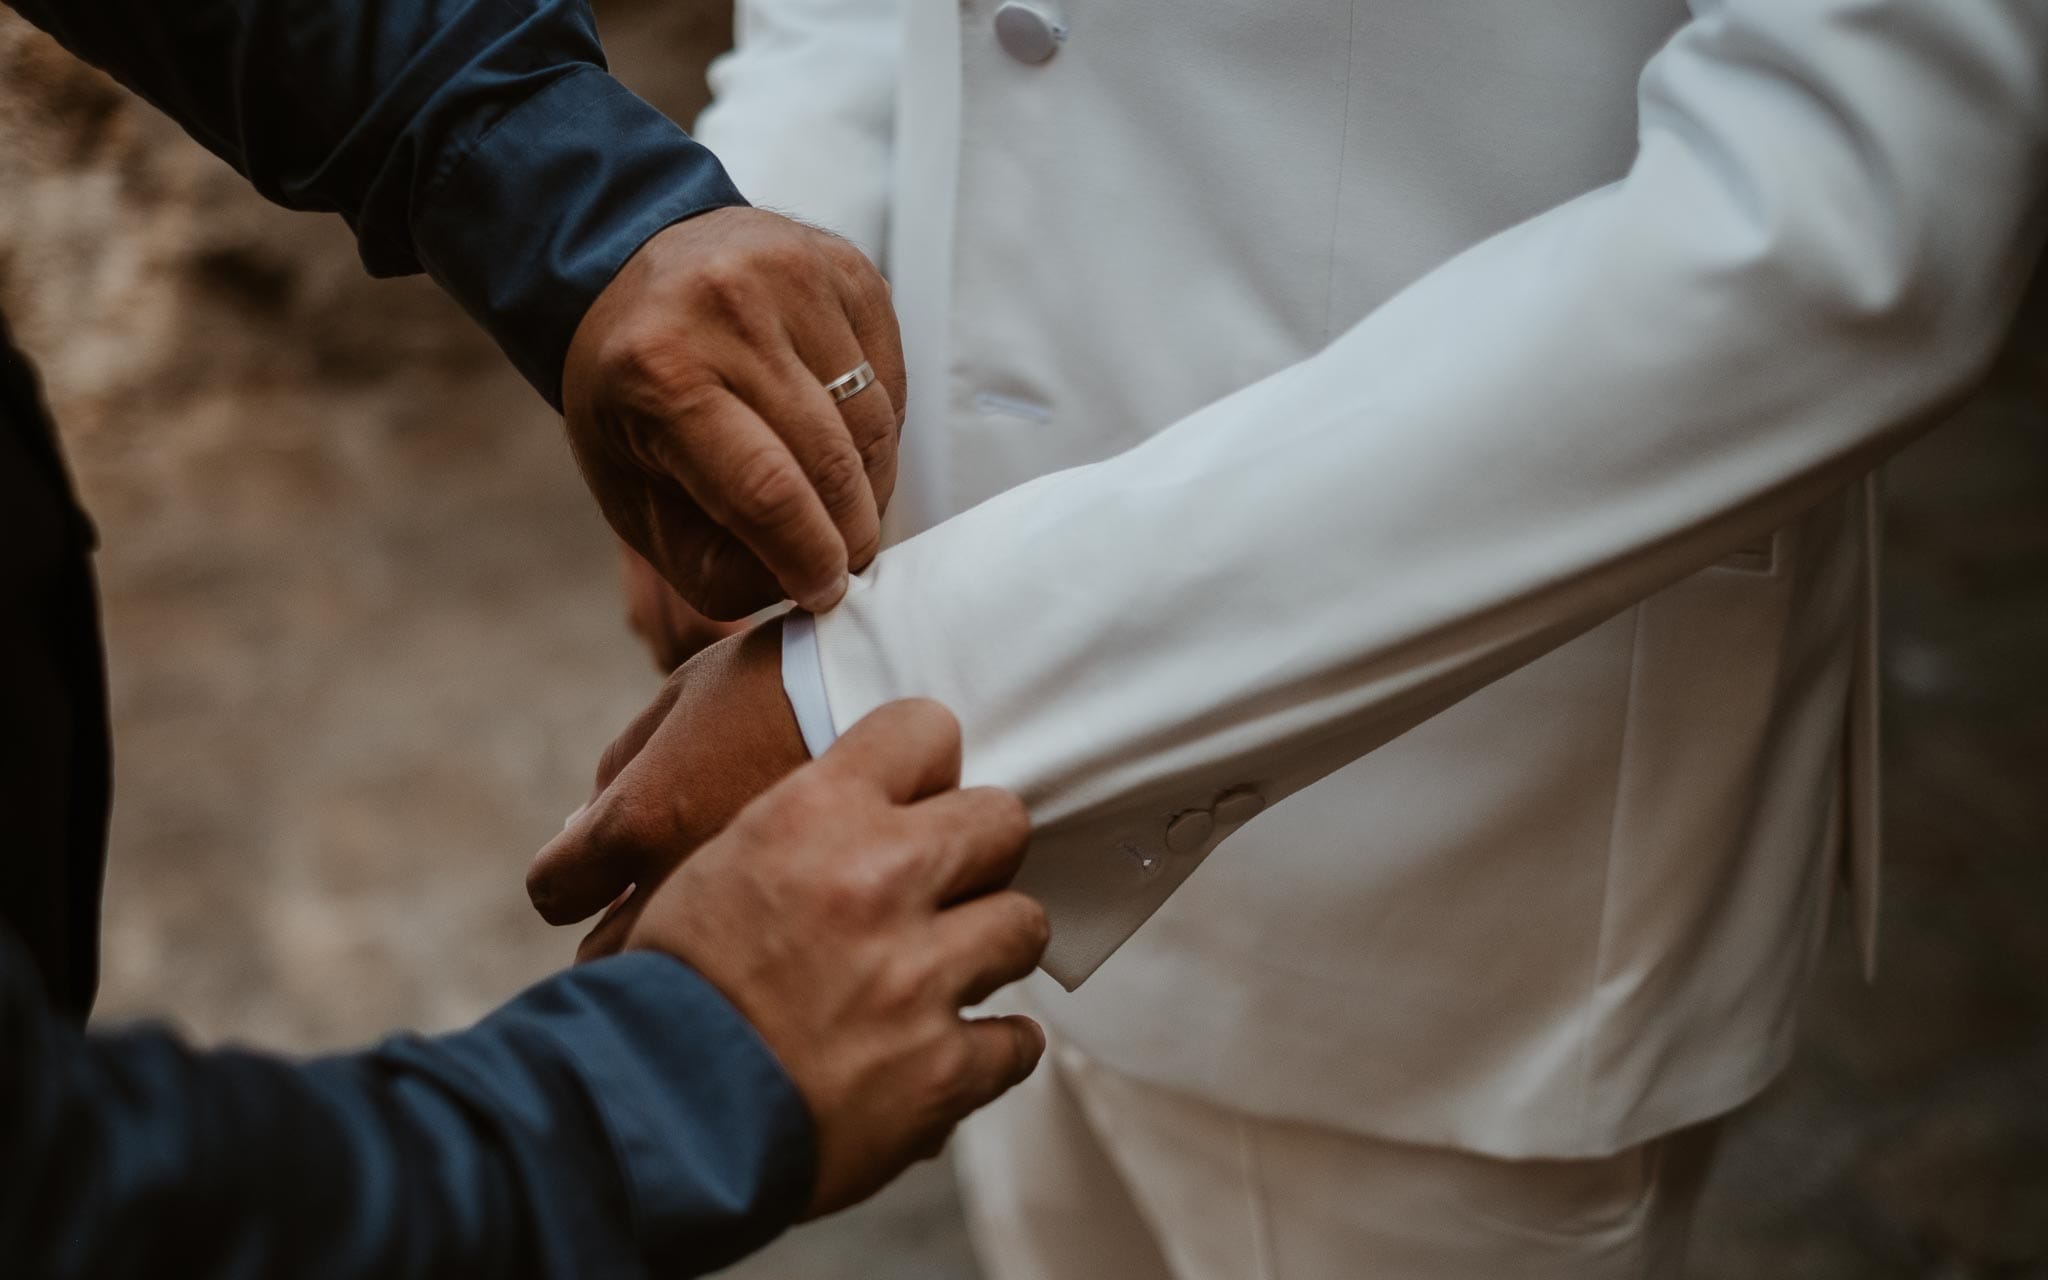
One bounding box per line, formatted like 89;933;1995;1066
2;4;2043;1276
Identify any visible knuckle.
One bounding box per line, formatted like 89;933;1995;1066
775;762;832;805
751;227;817;278
1007;896;1052;956
834;242;889;302
975;788;1031;845
820;232;870;274
898;698;962;755
925;1035;975;1100
852;417;899;475
770;765;841;826
823;857;890;919
695;251;756;306
844;524;882;574
727;448;815;533
694;263;778;342
866;954;931;1020
597;327;676;395
650;379;728;427
809;441;871;518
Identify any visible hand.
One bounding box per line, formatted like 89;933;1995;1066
564;207;907;620
622;700;1049;1217
527;619;808;939
618;540;745;672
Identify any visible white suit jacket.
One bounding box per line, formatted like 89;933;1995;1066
693;0;2048;1157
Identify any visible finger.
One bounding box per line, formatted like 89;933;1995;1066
774;291;893;556
786;279;899;557
737;335;882;581
825;247;905;524
912;787;1033;903
843;379;899;567
817;698;963;804
686;526;789;622
591;670;689;801
950;1015;1047;1117
640;388;849;614
528;794;656;926
817;361;896;571
527;670;692;923
826;239;908;427
934;890;1050;1006
576;885;643;964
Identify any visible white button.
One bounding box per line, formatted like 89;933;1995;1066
1213;788;1265;826
994;3;1064;64
1165;810;1215;854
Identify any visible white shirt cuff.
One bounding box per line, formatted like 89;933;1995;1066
780;610;839;759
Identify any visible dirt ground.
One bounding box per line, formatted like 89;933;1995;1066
2;5;2044;1276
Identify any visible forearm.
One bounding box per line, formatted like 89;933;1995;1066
4;0;745;405
2;941;811;1279
806;0;2048;981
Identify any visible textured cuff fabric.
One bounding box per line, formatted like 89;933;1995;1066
780;611;839;758
2;929;813;1279
366;951;816;1276
410;65;747;409
483;952;815;1272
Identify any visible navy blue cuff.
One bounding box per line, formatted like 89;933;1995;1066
538;952;815;1270
393;950;815;1275
409;65;747;410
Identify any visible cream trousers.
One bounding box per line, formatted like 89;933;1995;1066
956;1017;1721;1280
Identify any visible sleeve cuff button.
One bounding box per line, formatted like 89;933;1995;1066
1213;788;1266;826
1165;809;1215;854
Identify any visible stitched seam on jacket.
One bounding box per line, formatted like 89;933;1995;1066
1577;604;1646;1143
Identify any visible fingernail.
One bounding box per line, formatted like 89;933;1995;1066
562;803;587;831
800;573;849;614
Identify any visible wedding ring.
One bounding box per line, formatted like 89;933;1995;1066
824;360;877;404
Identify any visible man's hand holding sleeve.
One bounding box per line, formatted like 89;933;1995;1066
6;0;907;618
4;699;1043;1278
526;618;810;939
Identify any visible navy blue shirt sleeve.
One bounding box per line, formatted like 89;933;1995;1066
2;0;747;407
0;935;815;1279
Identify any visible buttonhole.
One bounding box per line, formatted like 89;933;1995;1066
1117;839;1165;881
974;390;1054;423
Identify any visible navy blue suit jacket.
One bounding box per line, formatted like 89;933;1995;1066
0;1;817;1274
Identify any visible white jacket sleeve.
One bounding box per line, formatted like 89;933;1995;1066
691;0;898;262
809;0;2048;985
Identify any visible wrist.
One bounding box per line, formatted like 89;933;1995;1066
410;68;746;410
671;618;811;843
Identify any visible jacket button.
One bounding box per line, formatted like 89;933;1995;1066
1213;787;1266;826
1165;809;1215;854
994;3;1064;64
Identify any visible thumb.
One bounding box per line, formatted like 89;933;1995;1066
951;1015;1048;1116
527;796;646;927
588;667;690;804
